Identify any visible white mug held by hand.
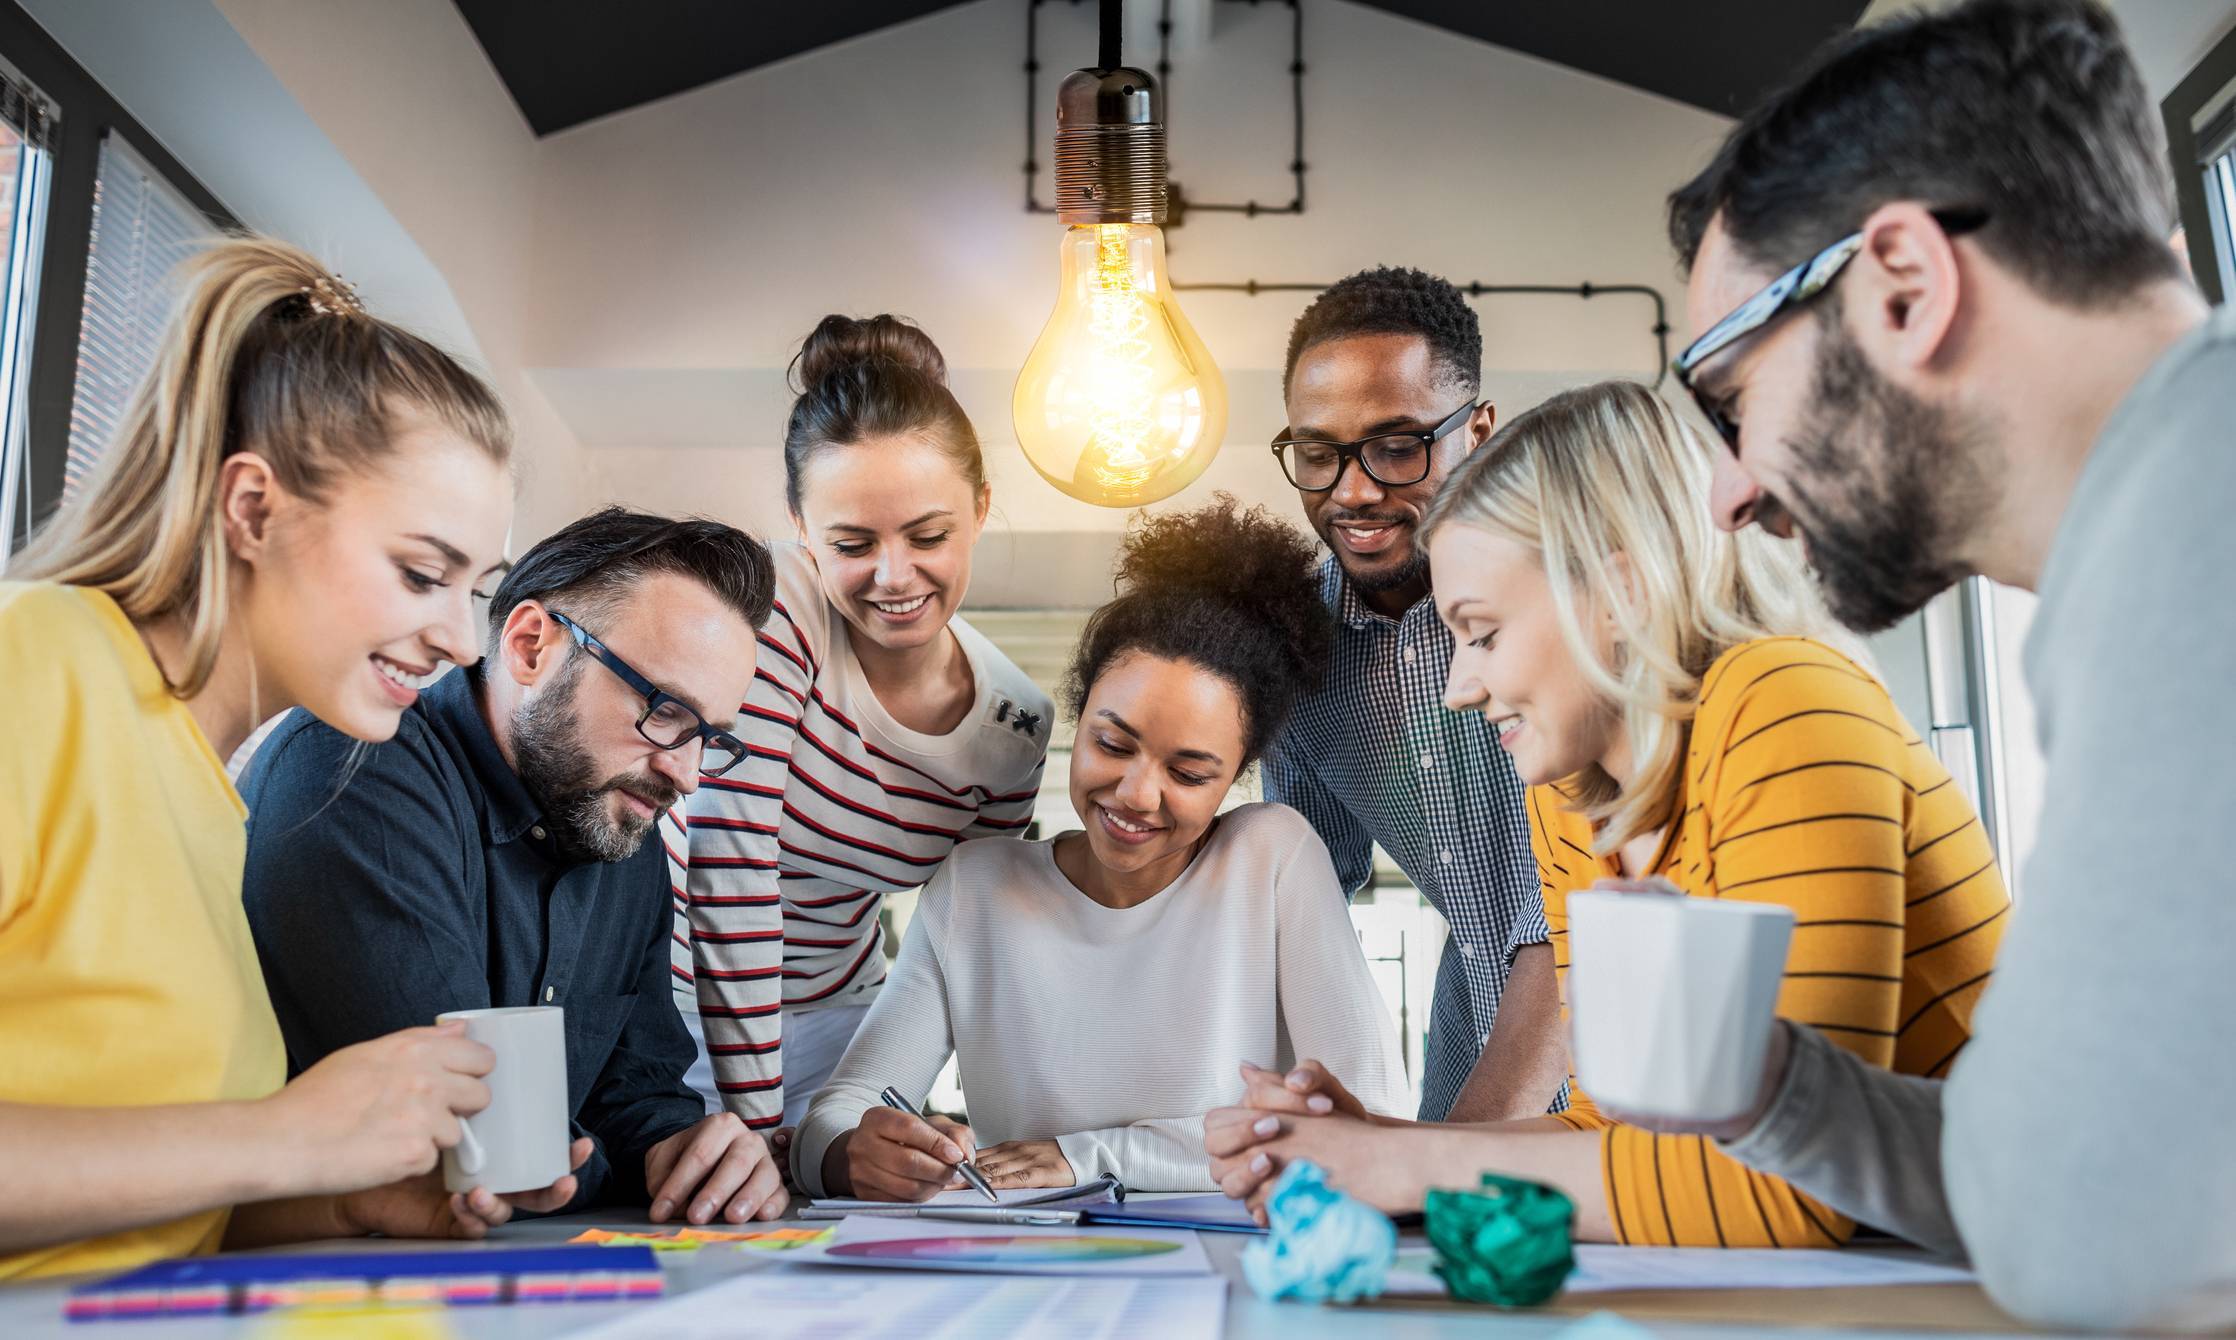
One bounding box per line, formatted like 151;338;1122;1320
1567;887;1794;1122
436;1006;571;1195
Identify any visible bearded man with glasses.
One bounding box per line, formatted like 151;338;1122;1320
1626;0;2233;1330
1259;267;1569;1126
240;508;795;1232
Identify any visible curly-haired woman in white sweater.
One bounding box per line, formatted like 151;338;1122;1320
796;498;1406;1199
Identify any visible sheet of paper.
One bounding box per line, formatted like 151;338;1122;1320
573;1272;1226;1340
569;1226;831;1252
1385;1244;1975;1297
787;1214;1215;1277
809;1174;1122;1213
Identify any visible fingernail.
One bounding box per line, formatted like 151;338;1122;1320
1250;1154;1270;1173
1288;1071;1310;1088
651;1199;671;1220
1253;1116;1280;1137
692;1200;712;1222
941;1143;962;1162
1308;1095;1334;1114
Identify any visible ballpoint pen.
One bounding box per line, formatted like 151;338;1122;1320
879;1085;999;1203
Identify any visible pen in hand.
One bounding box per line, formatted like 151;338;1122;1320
879;1085;999;1203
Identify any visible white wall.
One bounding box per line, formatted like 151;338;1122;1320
522;0;1734;588
210;0;588;542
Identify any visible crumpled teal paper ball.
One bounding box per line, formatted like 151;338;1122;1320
1241;1161;1398;1304
1424;1171;1576;1306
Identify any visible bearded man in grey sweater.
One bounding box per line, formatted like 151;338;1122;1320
1652;1;2236;1331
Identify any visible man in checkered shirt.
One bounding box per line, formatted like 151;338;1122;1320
1261;268;1566;1122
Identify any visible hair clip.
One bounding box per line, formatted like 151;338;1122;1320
300;272;365;318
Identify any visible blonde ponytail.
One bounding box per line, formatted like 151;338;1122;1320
1420;380;1860;853
15;234;510;696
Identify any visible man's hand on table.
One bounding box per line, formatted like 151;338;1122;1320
646;1113;790;1224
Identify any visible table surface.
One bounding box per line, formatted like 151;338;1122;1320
0;1207;2058;1339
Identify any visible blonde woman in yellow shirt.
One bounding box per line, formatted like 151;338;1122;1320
0;238;575;1280
1205;380;2008;1247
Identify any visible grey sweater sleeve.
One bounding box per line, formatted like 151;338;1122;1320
1719;1023;1959;1256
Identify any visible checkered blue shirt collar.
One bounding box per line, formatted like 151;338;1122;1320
1322;555;1434;635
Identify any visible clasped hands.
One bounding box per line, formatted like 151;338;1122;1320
1204;1060;1423;1225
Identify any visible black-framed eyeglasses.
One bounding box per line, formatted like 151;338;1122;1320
1270;399;1483;492
1673;207;1990;451
548;610;747;778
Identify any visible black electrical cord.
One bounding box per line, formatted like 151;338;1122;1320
1100;0;1123;70
1168;279;1674;388
1159;0;1305;218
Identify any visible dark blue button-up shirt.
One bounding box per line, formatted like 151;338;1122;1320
240;667;702;1208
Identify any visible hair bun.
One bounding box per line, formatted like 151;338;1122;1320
791;313;948;392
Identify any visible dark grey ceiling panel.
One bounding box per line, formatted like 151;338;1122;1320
454;1;973;135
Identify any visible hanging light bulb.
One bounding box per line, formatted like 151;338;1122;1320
1013;19;1226;507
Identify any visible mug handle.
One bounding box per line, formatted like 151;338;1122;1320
454;1114;486;1176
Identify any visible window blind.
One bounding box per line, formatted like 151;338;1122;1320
63;131;209;501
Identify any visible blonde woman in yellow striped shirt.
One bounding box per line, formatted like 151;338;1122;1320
1204;379;2008;1247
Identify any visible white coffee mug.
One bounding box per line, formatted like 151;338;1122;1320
437;1005;571;1195
1567;891;1795;1122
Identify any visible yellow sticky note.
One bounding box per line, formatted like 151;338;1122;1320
252;1302;457;1340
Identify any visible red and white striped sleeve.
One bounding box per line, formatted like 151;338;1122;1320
667;585;821;1130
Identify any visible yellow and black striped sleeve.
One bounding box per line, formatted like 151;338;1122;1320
1586;640;1940;1248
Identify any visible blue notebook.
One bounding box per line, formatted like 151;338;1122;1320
1081;1194;1266;1234
65;1244;662;1321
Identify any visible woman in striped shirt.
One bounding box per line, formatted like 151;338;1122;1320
666;315;1051;1138
1205;380;2009;1248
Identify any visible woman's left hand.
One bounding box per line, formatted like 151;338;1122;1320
1207;1113;1431;1223
973;1139;1075;1190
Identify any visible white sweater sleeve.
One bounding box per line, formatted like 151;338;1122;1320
1054;1119;1216;1192
791;888;957;1197
1268;813;1408;1117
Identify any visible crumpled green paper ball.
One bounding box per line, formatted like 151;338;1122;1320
1240;1160;1398;1304
1424;1171;1576;1306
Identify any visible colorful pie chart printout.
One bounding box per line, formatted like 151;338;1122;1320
828;1235;1182;1267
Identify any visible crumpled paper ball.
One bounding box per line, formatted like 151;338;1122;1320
1241;1160;1398;1304
1424;1171;1576;1306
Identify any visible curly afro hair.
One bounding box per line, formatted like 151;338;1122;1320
1282;266;1481;399
1063;495;1334;768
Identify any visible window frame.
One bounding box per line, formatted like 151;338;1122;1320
0;0;233;553
2165;20;2236;306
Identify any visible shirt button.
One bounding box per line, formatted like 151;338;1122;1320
1419;752;1436;770
1459;941;1478;958
531;825;547;841
543;986;554;1002
1404;645;1419;665
1439;849;1453;865
1480;1032;1492;1049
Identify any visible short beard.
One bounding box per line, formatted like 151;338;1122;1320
1343;547;1428;594
511;658;677;863
1315;508;1427;595
1780;315;1989;634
